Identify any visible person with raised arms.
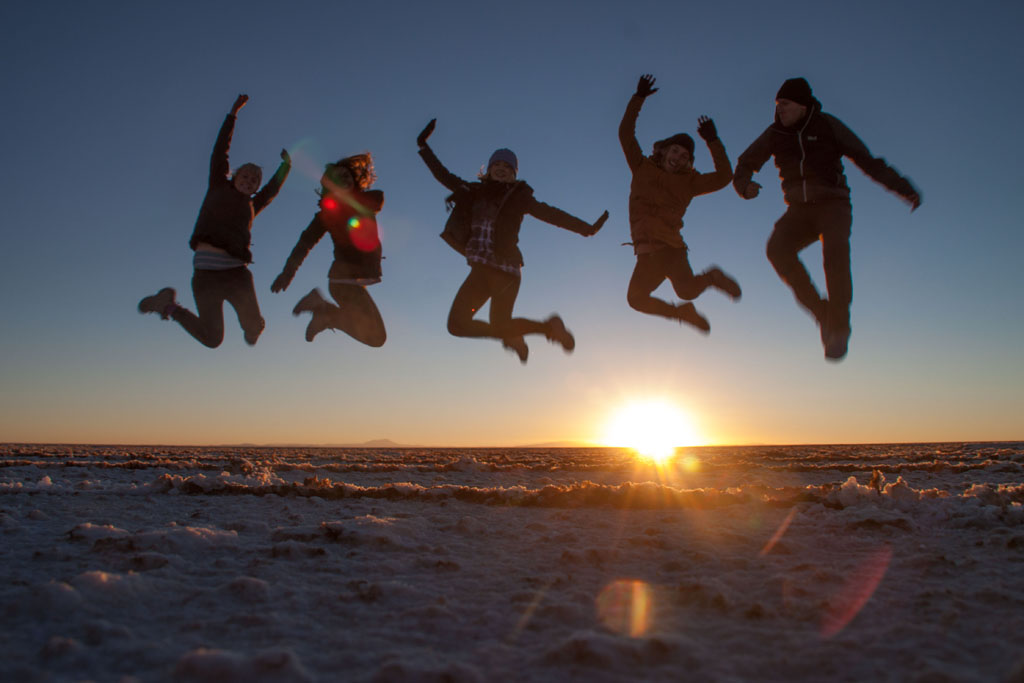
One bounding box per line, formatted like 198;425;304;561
733;77;921;361
620;74;740;334
416;119;608;364
138;94;291;348
271;153;386;347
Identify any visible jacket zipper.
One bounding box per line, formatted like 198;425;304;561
798;110;813;202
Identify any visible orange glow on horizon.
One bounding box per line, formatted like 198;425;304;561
601;399;704;463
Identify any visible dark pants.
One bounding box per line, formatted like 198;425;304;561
627;245;712;319
319;282;387;347
447;265;547;341
767;200;853;330
172;267;264;348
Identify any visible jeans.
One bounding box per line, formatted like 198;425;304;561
172;267;265;348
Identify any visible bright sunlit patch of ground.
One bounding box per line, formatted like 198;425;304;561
601;399;703;464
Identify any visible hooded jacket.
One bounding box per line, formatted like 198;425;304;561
619;94;733;250
279;189;385;282
188;113;290;263
418;145;596;268
733;98;917;205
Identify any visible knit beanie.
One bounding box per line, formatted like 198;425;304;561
653;133;694;157
488;148;518;173
776;78;814;107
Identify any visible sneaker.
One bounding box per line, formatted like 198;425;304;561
503;336;529;364
704;266;742;300
545;315;575;353
675;303;710;333
293;288;326;317
305;310;331;342
138;288;177;320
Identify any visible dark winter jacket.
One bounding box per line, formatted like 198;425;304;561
279;189;385;282
620;94;733;249
733;100;918;205
418;145;596;267
188;114;290;263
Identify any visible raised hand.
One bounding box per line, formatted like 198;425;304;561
697;115;718;142
635;74;658;99
417;119;437;148
270;271;292;293
907;191;922;212
231;94;249;116
590;210;609;235
280;148;291;164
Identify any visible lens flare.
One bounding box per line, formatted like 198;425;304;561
348;217;360;229
595;579;653;638
820;545;892;639
321;197;338;211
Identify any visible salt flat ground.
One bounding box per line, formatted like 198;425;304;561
1;442;1023;682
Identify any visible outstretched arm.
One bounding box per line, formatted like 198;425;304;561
416;119;469;193
271;215;326;293
253;148;291;214
827;114;922;211
733;129;771;199
691;116;733;195
619;75;657;173
528;200;607;236
209;95;248;185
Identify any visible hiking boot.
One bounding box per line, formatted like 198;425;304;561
138;288;177;320
503;336;529;364
293;288;326;317
704;266;742;300
675;303;710;333
824;325;851;361
305;310;332;342
545;315;575;353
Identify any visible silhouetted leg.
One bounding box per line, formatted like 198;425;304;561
171;269;226;348
664;247;711;300
224;267;265;346
767;206;827;322
820;201;853;333
489;271;549;338
448;266;498;338
627;250;675;318
326;282;387;347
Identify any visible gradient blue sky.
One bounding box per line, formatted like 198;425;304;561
1;0;1021;446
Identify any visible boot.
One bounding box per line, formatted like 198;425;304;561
544;315;575;352
138;288;177;320
674;303;710;333
293;288;327;317
703;266;742;300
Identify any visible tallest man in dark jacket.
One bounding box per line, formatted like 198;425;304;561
734;77;921;361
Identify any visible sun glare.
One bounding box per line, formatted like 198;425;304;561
602;399;702;463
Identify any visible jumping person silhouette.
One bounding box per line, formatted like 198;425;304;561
271;153;386;347
620;75;740;333
138;94;291;347
416;119;608;363
733;77;921;361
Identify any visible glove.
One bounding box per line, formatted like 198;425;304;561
635;74;658;99
270;270;294;293
589;210;609;235
417;119;436;148
907;190;922;211
697;115;718;142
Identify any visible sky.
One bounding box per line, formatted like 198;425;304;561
0;0;1021;448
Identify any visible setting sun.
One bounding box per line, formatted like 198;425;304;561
602;399;703;462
